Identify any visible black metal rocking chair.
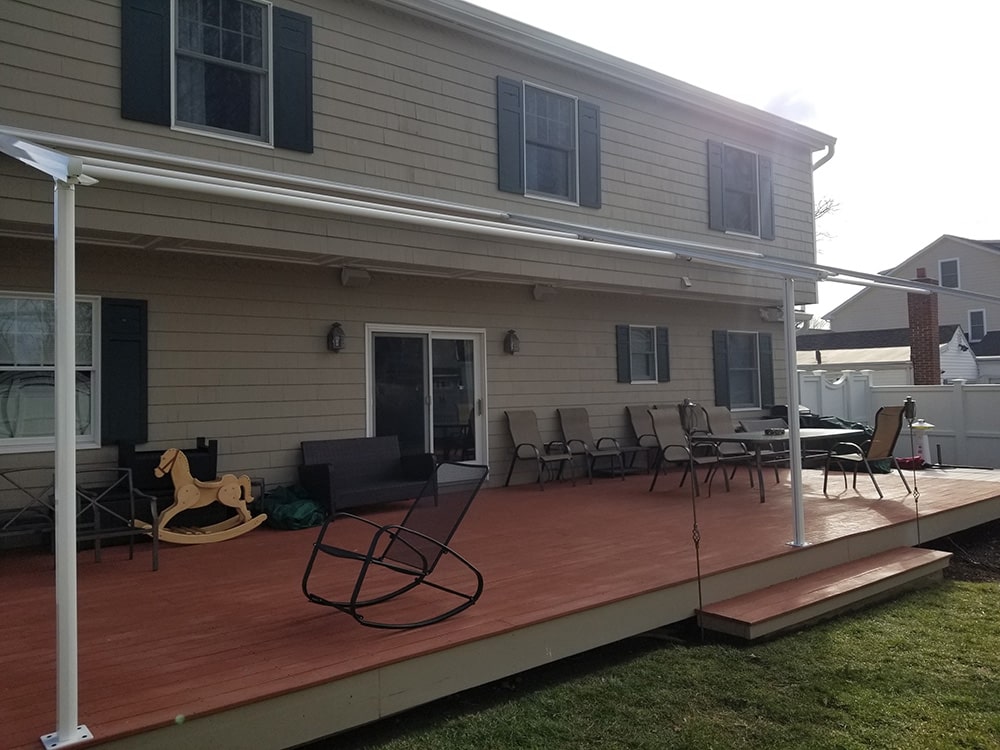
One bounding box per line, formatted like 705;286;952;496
302;461;489;629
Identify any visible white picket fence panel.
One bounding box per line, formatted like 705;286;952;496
798;370;1000;469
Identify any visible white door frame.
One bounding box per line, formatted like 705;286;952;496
365;323;488;463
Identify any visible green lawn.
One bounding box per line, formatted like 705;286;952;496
324;581;1000;750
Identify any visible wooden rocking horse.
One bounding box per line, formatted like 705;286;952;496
144;447;267;544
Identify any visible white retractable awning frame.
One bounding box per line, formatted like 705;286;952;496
6;127;1000;747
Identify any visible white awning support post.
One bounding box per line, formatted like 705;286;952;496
41;180;92;749
783;276;807;547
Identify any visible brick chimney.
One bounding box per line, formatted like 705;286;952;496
908;268;941;384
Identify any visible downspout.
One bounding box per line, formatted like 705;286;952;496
812;142;836;171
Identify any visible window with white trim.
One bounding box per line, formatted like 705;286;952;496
524;85;578;201
707;141;775;240
712;330;774;410
939;258;959;288
496;76;602;208
0;295;97;450
121;0;313;153
176;0;269;142
616;325;670;384
969;309;986;342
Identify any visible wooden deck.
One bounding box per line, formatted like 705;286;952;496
3;466;999;750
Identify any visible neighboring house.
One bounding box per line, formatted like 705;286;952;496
824;235;1000;348
0;0;835;490
796;325;978;385
971;332;1000;383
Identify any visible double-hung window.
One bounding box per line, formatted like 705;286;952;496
969;310;986;342
175;0;268;141
122;0;313;152
939;259;960;288
523;85;577;201
0;295;97;451
712;330;774;410
496;77;602;208
707;140;775;240
616;325;670;383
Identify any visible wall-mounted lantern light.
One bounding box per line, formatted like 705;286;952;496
327;322;346;352
503;329;520;354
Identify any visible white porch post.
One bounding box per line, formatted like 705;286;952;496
783;276;807;547
42;179;92;749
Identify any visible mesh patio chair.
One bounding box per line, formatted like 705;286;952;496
504;410;574;490
677;400;755;492
823;405;912;499
626;405;660;472
302;461;489;629
647;407;723;495
557;407;637;482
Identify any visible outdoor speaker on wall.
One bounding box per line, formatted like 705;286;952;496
341;268;372;288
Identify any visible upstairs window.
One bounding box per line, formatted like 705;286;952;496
176;0;268;141
712;330;774;410
616;325;670;384
496;76;602;208
524;85;577;201
707;140;775;240
122;0;313;153
939;258;960;288
969;310;986;342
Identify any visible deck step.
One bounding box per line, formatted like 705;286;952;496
696;547;952;641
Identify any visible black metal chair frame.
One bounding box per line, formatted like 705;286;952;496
302;462;488;629
0;466;158;570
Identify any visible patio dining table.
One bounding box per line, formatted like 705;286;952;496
701;428;866;503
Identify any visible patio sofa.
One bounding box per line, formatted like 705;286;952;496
298;436;435;514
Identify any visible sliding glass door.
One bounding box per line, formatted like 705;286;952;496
369;327;485;463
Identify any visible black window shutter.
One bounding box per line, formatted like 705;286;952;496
101;298;148;445
655;326;670;383
120;0;170;125
707;140;725;232
758;155;775;240
577;100;602;208
615;324;631;383
758;333;775;409
273;8;313;153
496;76;524;194
712;330;729;407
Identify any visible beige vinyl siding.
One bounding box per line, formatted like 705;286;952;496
2;0;820;303
2;242;785;496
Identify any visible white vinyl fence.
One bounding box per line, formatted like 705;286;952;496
798;370;1000;469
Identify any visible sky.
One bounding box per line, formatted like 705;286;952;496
466;1;1000;316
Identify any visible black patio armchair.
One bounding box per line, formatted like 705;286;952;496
302;461;489;629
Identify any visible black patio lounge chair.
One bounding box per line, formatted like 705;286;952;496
823;405;912;499
302;461;489;629
504;410;573;490
557;407;635;482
